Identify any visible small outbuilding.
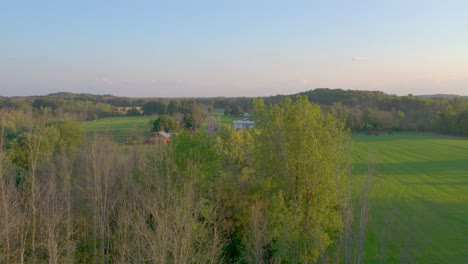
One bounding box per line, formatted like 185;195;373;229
146;131;171;144
233;118;255;129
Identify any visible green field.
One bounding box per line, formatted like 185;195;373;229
212;108;244;127
78;110;242;140
79;115;155;142
351;133;468;263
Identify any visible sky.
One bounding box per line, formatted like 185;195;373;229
1;0;468;97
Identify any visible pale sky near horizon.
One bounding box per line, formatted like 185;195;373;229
1;0;468;97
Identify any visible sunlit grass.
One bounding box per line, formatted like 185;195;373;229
78;115;154;142
351;132;468;263
211;108;244;128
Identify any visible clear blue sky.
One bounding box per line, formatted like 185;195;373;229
1;0;468;97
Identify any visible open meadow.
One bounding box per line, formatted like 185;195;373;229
78;109;244;141
78;115;155;142
351;133;468;263
212;108;244;127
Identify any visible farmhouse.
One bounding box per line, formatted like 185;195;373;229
233;118;255;129
146;131;171;144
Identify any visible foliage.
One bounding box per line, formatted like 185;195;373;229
252;96;350;262
170;130;220;184
456;110;468;136
167;99;181;115
142;100;167;115
3;89;468;136
216;126;254;169
32;98;60;110
230;105;243;116
126;107;141;116
180;100;206;130
4;92;467;263
152;115;178;132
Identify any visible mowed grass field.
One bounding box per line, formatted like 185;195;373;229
351;133;468;263
212;108;244;127
79;115;154;142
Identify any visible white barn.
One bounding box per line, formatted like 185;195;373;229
233;118;255;129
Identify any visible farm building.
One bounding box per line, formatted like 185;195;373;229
146;131;171;144
233;118;255;129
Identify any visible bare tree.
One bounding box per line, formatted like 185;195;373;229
26;131;41;264
244;199;269;264
40;167;62;264
38;154;76;264
58;151;76;263
0;120;30;264
80;136;120;264
125;146;224;264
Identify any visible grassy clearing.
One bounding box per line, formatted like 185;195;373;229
79;115;154;142
351;132;468;263
211;108;244;127
79;110;241;140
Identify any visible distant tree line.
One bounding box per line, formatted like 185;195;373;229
1;88;468;136
262;89;468;136
141;99;206;131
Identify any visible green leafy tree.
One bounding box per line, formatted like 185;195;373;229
230;105;243;116
142;101;167;115
331;102;350;124
181;102;205;130
126;107;141;116
170;130;220;182
436;105;457;134
456;110;468;136
183;113;194;130
167;99;181;115
153;115;178;132
252;96;350;263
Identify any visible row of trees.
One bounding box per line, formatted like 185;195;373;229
0;97;119;121
297;89;468;135
223;104;248;116
4;88;467;136
0;96;352;263
323;100;468;135
144;100;207;131
151;91;468;136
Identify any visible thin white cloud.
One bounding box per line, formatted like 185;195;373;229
352;56;369;62
96;76;113;85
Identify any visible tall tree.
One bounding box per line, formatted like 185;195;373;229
142;101;167;115
252;96;350;262
167;99;181;115
153;115;178;132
